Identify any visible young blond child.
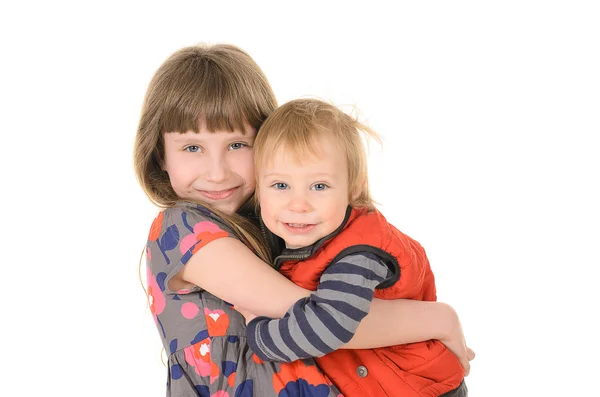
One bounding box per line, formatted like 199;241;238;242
246;98;471;397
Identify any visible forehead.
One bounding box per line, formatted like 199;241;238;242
263;135;346;171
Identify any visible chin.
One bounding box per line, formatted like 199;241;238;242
219;203;242;215
286;237;318;249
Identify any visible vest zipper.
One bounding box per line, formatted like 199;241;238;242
274;252;311;268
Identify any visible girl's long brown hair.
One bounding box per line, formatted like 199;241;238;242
134;44;277;264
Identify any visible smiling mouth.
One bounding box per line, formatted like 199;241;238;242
283;223;316;233
200;187;238;200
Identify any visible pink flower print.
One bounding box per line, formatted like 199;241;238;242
184;338;212;377
180;221;229;255
204;308;230;337
146;267;165;322
211;391;229;397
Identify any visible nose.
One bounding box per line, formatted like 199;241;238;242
205;152;231;183
288;190;312;213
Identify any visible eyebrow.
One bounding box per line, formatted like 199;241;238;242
262;172;334;179
171;132;252;143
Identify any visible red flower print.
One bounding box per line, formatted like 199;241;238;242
252;353;264;365
204;308;230;336
272;362;332;397
210;360;220;384
146;267;165;322
148;211;164;242
180;221;229;255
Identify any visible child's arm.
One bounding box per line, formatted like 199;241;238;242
245;252;389;362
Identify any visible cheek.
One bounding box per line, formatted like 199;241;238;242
162;152;176;174
165;153;199;176
236;153;256;186
163;159;184;186
324;194;349;223
260;201;278;231
259;189;277;213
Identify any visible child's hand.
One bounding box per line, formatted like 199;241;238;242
439;307;476;376
234;306;258;324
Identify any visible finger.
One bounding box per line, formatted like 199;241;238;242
461;358;470;376
466;347;475;361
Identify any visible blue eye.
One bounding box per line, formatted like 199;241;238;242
229;142;247;150
185;145;201;153
312;183;328;191
273;182;288;190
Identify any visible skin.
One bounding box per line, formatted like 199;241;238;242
162;124;257;214
259;137;350;249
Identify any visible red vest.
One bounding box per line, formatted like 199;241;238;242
278;208;464;397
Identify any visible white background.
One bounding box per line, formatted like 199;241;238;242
1;1;598;396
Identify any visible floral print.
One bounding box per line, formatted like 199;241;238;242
146;202;342;396
205;308;230;336
184;337;213;377
273;362;336;397
180;220;230;255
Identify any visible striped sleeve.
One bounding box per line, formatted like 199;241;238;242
246;251;392;362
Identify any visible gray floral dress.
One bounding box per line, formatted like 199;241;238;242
146;202;343;397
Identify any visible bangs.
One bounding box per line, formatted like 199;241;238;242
256;113;336;168
155;50;272;134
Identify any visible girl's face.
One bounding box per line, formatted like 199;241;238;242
163;124;256;214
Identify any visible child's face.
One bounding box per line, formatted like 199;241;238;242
163;124;256;214
258;136;350;249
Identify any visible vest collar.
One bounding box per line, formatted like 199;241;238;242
273;206;354;269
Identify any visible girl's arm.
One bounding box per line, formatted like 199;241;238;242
178;237;473;371
349;299;454;348
349;299;475;375
177;237;309;318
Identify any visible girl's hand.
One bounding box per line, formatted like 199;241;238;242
234;306;258;324
439;305;476;376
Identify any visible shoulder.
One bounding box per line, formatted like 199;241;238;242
328;251;391;278
146;202;237;268
146;202;240;292
333;251;387;266
319;251;391;294
148;202;235;241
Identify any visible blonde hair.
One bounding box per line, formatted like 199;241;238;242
254;98;381;211
133;43;276;263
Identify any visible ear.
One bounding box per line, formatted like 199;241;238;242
351;177;366;202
